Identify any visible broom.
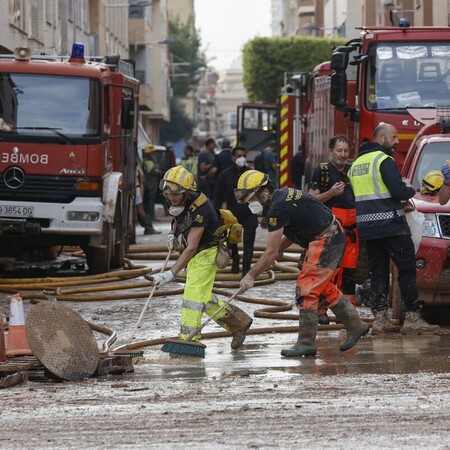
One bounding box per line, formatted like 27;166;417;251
161;289;243;358
113;250;172;356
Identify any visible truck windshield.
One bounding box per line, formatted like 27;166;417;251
0;73;100;137
411;141;449;190
366;43;450;111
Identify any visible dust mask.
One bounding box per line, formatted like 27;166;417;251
235;156;246;168
168;205;185;216
248;201;263;215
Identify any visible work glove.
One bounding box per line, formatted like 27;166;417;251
442;162;450;185
240;273;255;293
152;270;175;287
167;233;178;251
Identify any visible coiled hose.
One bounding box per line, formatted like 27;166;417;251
0;245;374;349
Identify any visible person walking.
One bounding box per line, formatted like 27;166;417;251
151;166;253;349
142;144;161;221
309;135;359;324
180;144;198;179
349;122;440;334
213;138;233;183
214;146;258;276
197;137;217;199
235;170;369;357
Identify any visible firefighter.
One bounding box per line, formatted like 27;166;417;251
152;166;253;349
349;123;440;334
235;170;369;357
309;135;359;324
419;170;444;196
142;144;161;221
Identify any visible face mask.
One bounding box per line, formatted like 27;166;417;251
235;156;246;168
168;205;185;217
248;201;263;215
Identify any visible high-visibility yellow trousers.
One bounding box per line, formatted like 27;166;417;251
180;246;252;341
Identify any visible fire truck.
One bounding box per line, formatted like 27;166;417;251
0;43;139;273
238;19;450;190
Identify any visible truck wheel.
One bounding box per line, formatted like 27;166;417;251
354;241;370;285
111;204;125;269
85;223;112;274
389;263;404;322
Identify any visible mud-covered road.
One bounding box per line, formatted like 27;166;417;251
2;214;450;449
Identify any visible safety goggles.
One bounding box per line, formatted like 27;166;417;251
159;179;186;196
234;187;258;204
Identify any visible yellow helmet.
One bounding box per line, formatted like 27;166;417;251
420;170;444;195
143;144;155;154
159;165;197;194
234;170;269;203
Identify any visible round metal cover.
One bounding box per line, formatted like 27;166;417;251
26;302;99;381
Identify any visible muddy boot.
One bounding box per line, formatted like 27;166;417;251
318;309;330;325
330;296;370;352
372;309;400;335
402;311;440;335
213;303;253;350
281;310;318;357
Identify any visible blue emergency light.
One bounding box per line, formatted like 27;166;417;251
398;18;411;28
71;42;85;59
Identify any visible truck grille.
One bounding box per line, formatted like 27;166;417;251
1;174;84;203
438;214;450;238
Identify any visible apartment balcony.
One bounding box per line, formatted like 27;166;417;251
129;18;148;46
139;83;153;112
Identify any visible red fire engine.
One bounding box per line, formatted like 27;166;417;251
0;43;139;273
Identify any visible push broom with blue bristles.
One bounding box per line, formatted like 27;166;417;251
160;289;243;358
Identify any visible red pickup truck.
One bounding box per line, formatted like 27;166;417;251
394;110;450;318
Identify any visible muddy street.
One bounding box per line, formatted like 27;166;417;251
2;217;450;449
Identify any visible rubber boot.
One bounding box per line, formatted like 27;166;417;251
242;257;252;277
371;309;400;335
330;296;370;351
281;310;318;357
213;304;253;350
318;308;330;325
231;256;240;274
402;311;440;335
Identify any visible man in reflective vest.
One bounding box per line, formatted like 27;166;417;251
349;123;439;334
309;135;359;324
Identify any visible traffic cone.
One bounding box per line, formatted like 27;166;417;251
6;293;32;357
0;307;6;362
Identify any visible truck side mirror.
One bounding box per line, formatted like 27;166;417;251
121;97;135;130
330;71;347;108
330;52;349;71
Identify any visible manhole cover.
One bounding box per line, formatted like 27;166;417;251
26;302;99;381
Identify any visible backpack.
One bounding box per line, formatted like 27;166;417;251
214;209;242;245
253;152;266;173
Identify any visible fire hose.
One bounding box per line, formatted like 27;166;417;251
0;245;376;350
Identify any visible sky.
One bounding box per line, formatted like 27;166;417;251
194;0;272;71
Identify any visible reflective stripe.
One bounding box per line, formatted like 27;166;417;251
356;209;405;223
371;152;386;195
354;192;391;201
181;299;205;312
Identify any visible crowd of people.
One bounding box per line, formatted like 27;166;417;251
148;124;445;357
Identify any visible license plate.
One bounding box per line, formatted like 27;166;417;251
0;205;35;217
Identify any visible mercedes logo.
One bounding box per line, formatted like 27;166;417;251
3;166;25;189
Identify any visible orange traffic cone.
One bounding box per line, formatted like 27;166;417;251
6;293;32;357
0;307;6;362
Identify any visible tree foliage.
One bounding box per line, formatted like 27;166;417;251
169;19;204;98
161;19;203;143
243;36;346;103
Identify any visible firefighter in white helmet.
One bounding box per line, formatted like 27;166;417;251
152;166;252;349
235;170;369;357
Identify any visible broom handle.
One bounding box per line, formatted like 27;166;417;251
126;250;172;346
187;289;242;341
